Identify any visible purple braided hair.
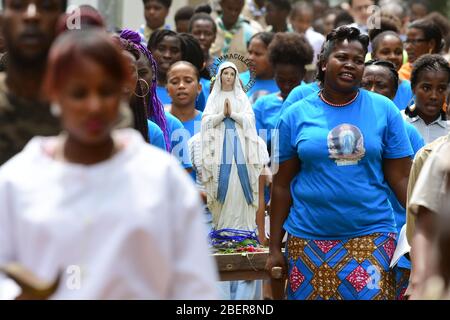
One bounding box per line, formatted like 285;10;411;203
120;29;171;151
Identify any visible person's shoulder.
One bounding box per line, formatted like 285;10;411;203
147;120;163;134
0;136;51;180
165;111;183;129
414;134;450;165
281;95;315;121
404;121;420;135
306;28;325;42
426;134;450;152
423;140;450;174
254;92;279;106
400;79;411;88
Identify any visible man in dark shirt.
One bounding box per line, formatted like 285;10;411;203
0;1;132;165
0;0;67;165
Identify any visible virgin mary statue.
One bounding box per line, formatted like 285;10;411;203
200;61;267;233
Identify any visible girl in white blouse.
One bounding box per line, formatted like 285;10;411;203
0;30;218;300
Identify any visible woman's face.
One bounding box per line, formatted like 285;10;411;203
136;53;153;91
191;19;216;55
414;69;449;121
221;67;236;91
323;13;336;37
248;37;273;78
54;58;123;145
167;64;201;107
361;65;397;100
152;35;182;76
323;40;366;93
373;35;404;71
123;51;138;99
274;63;304;100
144;0;169;30
290;10;313;34
405;28;435;64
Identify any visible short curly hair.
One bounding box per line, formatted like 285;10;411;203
316;26;369;83
268;32;314;69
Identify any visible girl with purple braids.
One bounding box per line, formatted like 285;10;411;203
120;29;194;170
120;29;171;151
114;35;166;150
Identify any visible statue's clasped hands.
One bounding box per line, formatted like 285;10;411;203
224;98;232;117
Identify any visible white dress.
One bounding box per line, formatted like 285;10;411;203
0;129;219;299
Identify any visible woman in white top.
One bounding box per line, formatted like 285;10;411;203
0;30;218;300
402;54;450;144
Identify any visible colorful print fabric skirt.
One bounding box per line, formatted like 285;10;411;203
395;266;410;300
286;233;397;300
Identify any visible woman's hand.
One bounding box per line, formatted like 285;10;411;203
265;249;287;277
265;249;287;300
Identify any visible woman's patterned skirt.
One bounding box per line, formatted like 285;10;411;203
286;233;397;300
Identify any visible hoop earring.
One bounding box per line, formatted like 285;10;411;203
134;78;150;98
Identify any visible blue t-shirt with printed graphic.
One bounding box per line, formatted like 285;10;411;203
147;120;166;150
253;92;283;153
240;71;279;104
276;89;413;240
393;80;414;111
281;81;321;114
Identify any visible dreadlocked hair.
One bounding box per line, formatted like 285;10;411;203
120;29;171;151
405;54;450;120
364;59;400;93
116;37;150;143
317;26;369;83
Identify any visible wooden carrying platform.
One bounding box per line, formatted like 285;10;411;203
213;251;282;281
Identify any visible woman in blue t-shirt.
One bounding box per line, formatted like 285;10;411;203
266;26;413;300
253;32;314;154
148;30;183;109
167;61;203;178
241;32;279;104
361;59;425;300
371;31;414;111
121;29;171;151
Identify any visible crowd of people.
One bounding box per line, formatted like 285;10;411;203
0;0;450;300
